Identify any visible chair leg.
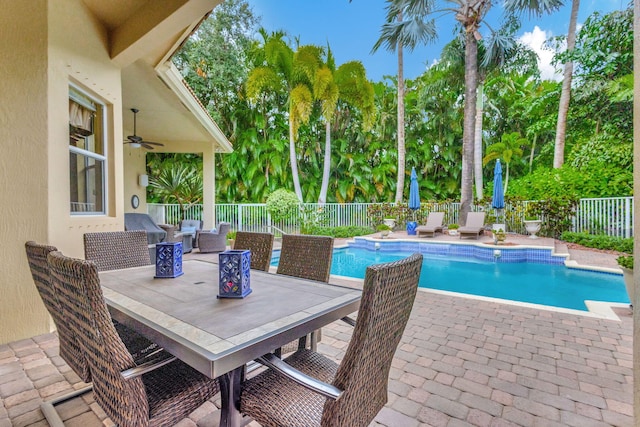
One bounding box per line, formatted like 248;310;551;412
40;384;93;427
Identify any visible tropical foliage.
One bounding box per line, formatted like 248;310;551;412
149;1;633;209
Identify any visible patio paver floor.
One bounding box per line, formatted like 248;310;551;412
1;234;633;426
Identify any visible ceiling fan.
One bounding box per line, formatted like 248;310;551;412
124;108;164;150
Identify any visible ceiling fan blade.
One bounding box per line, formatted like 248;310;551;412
127;135;142;142
140;142;155;150
140;140;164;146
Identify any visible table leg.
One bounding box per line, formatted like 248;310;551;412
219;366;243;427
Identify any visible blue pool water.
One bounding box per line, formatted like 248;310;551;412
272;247;629;311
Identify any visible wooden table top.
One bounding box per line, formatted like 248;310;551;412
100;259;361;378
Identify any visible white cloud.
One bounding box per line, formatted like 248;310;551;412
519;26;562;82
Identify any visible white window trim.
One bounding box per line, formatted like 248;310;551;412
69;84;108;216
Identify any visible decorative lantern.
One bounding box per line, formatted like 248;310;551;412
155;242;184;278
218;250;251;298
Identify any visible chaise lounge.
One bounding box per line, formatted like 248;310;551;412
458;212;486;240
416;212;445;238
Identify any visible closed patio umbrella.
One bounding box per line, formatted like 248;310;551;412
407;167;420;235
492;160;505;223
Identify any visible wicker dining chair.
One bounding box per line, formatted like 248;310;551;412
276;234;334;352
233;231;274;272
276;234;334;283
47;251;220;427
241;253;423;427
25;241;90;381
83;230;151;271
25;241;162;427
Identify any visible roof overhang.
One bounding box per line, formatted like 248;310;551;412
81;0;232;153
121;61;233;153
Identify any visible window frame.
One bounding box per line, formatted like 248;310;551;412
69;84;108;216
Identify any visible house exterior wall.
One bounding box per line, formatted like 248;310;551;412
124;145;149;213
0;0;52;341
0;0;125;343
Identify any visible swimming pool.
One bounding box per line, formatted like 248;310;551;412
271;244;628;312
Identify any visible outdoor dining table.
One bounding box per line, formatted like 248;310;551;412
99;259;362;427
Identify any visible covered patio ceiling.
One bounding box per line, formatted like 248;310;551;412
80;0;232;152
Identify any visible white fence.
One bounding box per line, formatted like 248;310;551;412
147;196;634;238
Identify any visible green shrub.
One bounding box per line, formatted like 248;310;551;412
617;255;633;269
266;189;299;223
561;231;633;254
302;225;375;238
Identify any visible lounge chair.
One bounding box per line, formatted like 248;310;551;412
416;212;445;237
458;212;486;240
197;222;231;253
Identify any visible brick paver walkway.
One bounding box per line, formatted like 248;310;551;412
1;235;633;426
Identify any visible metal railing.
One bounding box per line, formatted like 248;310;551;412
147;197;634;238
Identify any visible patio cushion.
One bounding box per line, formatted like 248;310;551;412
181;226;197;235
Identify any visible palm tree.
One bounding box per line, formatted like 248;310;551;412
553;0;580;168
315;59;375;204
246;32;317;202
373;2;436;204
373;0;564;222
482;131;526;195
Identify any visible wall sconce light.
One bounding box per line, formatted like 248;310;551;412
138;174;149;187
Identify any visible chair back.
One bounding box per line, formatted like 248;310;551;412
47;251;150;426
465;212;485;227
322;253;423;427
276;234;334;283
84;230;151;271
217;222;231;236
426;212;444;227
233;231;274;271
25;241;91;382
180;219;203;232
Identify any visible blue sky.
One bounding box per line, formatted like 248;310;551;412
247;0;628;82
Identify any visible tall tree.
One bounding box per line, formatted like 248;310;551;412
553;0;580;168
373;1;436;204
247;34;319;201
173;0;258;135
376;0;563;222
316;56;375;204
483;131;527;194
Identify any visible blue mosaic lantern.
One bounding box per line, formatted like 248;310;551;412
155;242;184;278
218;250;251;298
406;221;418;235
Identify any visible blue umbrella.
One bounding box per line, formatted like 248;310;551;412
409;167;420;211
492;160;505;210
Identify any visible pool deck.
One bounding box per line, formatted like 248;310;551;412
1;233;633;427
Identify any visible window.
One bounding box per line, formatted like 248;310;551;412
69;87;106;214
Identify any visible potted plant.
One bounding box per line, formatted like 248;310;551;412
617;255;634;307
493;228;506;245
447;224;459;236
376;223;392;238
227;230;237;249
